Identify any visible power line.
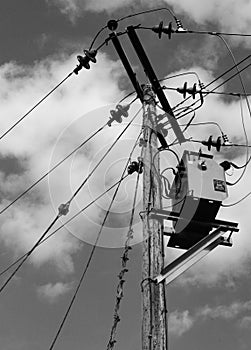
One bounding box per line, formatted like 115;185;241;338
0;72;73;141
47;132;142;350
0;215;60;294
0;123;106;216
175;29;251;38
67;107;142;204
0;174;134;279
172;54;251;112
0;108;142;289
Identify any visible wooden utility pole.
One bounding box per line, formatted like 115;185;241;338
141;85;168;350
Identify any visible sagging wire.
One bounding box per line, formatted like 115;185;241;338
0;215;60;294
0;175;132;279
221;190;251;207
106;155;142;350
216;34;251;120
0;123;107;216
48;131;143;350
67;106;142;204
88;7;179;52
0;72;73;142
226;96;249;186
0;107;142;292
159;71;201;83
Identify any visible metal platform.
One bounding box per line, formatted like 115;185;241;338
149;209;239;285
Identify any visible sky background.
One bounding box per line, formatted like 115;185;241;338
1;1;251;349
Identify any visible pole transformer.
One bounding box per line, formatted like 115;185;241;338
141;85;168;350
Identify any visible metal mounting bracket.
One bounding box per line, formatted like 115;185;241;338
154;226;233;285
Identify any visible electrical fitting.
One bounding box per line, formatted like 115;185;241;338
202;135;222;152
152;21;174;39
73;49;97;75
127;157;144;175
107;104;130;127
58;202;70;216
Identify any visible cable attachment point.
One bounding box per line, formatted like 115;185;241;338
156;113;166;122
174;17;187;32
127;157;144;175
58;202;70;217
221;132;231;145
107;19;118;31
152;21;174;39
177;82;197;99
139;138;147;147
107;104;130;127
202;135;222;152
73;49;97;75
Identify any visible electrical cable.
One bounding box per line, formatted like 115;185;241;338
172;61;251;121
226;96;249;185
48;132;142;350
172;54;251;112
0;175;130;279
117;7;177;22
0;108;142;290
0;72;73;142
0;123;106;216
175;29;251;38
67;106;142;204
221;190;251;207
0;215;60;293
159;71;201;83
216;34;251;119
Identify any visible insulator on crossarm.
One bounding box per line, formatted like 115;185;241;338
177;82;188;98
202;135;222;152
152;21;174;39
187;83;197;99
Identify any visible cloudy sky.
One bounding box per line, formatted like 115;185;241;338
1;1;251;349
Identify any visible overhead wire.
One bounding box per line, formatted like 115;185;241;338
0;123;106;216
0;107;142;292
226;96;249;186
47;131;142;350
0;72;73;142
172;54;251;113
0;174;132;279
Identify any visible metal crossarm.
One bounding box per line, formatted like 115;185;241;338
126;26;186;144
155;227;229;284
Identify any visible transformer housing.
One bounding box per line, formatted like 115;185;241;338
168;150;228;249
